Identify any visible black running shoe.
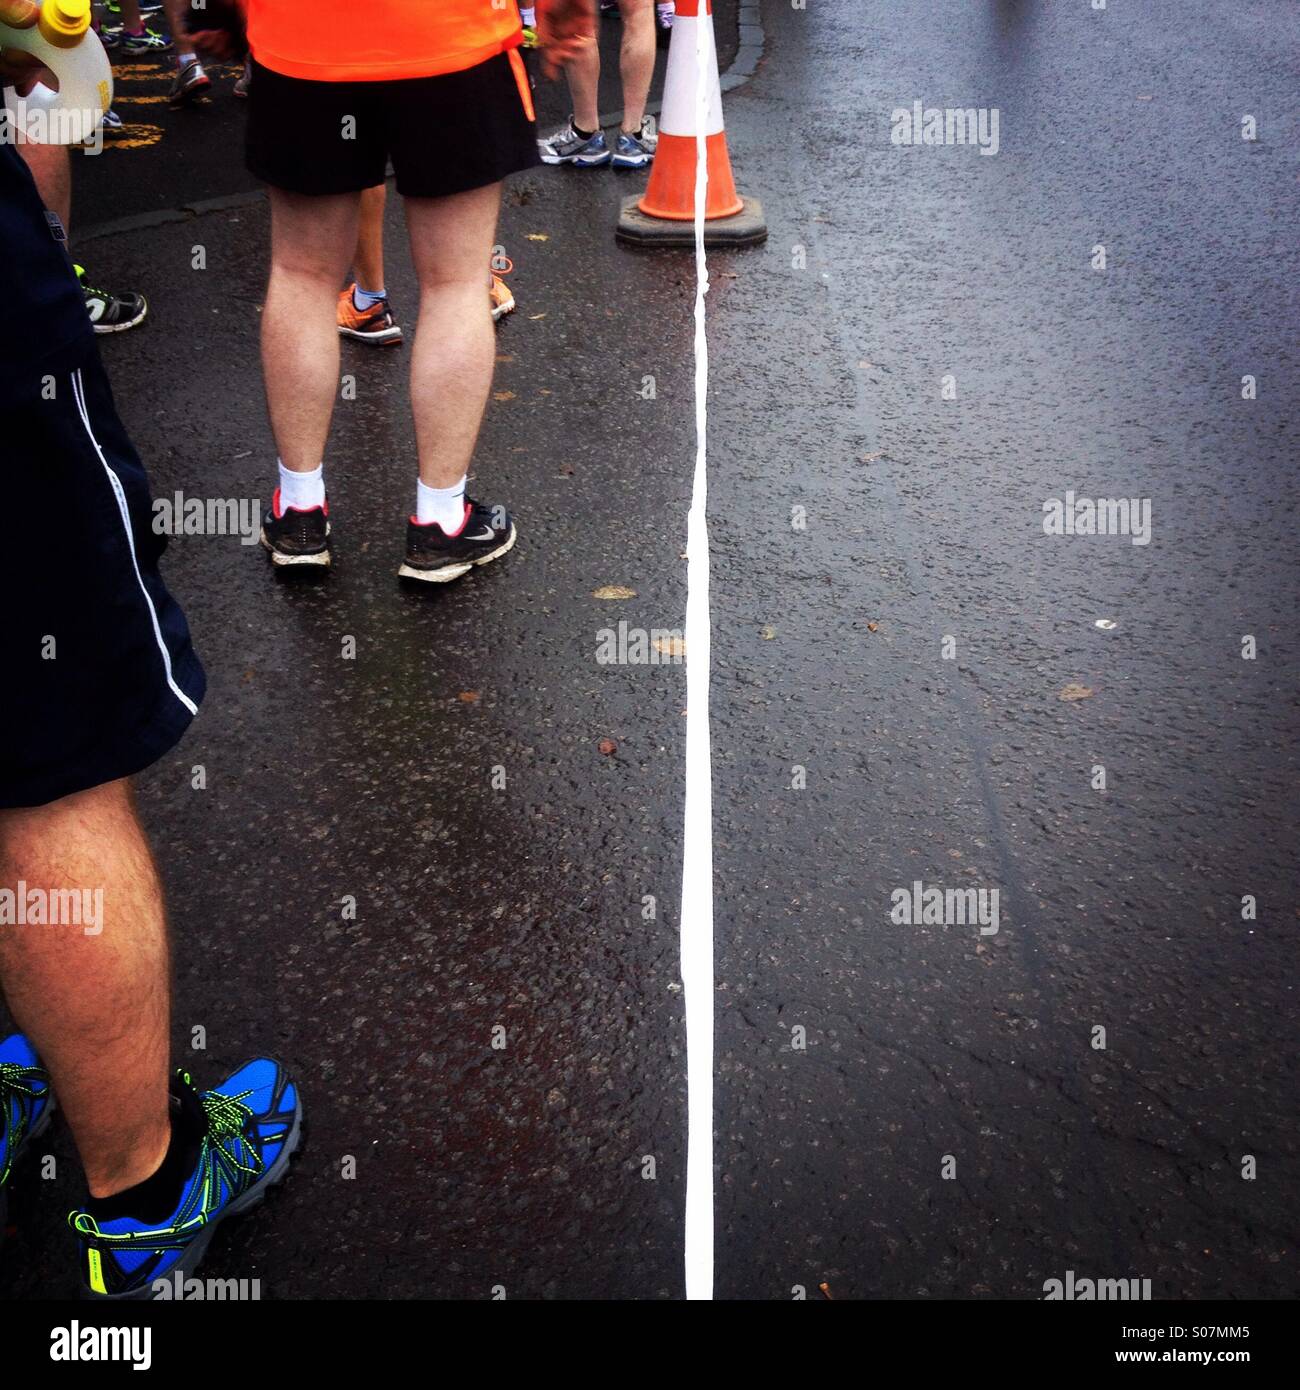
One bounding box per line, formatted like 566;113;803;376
398;497;517;583
260;490;331;568
76;265;147;334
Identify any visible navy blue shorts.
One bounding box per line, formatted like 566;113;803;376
0;345;205;809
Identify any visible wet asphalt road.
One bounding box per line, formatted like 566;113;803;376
3;0;1298;1301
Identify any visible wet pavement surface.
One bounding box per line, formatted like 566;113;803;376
3;0;1297;1301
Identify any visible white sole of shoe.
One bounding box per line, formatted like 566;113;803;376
539;150;612;167
91;303;148;334
260;531;332;567
338;325;403;345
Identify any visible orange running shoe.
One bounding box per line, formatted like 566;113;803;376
337;284;403;346
489;257;515;323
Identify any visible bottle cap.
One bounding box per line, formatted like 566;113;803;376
39;0;92;46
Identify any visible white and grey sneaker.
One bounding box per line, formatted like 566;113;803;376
75;265;148;334
169;59;211;108
538;117;611;167
91;109;125;143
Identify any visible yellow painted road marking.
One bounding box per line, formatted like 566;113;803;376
104;124;165;148
93;60;244;152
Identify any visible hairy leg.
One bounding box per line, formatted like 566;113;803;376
353;183;388;291
403;183;502;489
16;139;71;232
0;780;170;1198
261;187;360;472
617;0;655;132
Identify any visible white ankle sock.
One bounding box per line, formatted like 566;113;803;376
278;460;325;513
352;284;387;311
416;476;467;532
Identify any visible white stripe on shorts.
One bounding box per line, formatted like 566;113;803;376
70;367;199;719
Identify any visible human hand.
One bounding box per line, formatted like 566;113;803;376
0;0;44;87
536;0;597;80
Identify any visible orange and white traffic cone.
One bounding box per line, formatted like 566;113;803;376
616;0;766;247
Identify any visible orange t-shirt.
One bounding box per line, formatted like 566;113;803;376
245;1;523;82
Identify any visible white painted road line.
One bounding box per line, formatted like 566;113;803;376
681;4;716;1303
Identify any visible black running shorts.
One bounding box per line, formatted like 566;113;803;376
0;346;205;809
244;50;541;198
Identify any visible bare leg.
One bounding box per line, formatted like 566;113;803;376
564;32;601;133
353;184;388;291
261;187;360;473
16;139;71;232
119;1;143;31
403;183;501;489
0;780;170;1199
161;0;196;59
617;0;655;133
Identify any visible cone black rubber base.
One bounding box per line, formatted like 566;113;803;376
616;195;768;248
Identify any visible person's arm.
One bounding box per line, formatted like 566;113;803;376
185;0;249;62
536;0;597;79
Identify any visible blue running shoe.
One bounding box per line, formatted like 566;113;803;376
538;117;611;167
70;1058;302;1300
0;1034;54;1235
612;120;658;170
